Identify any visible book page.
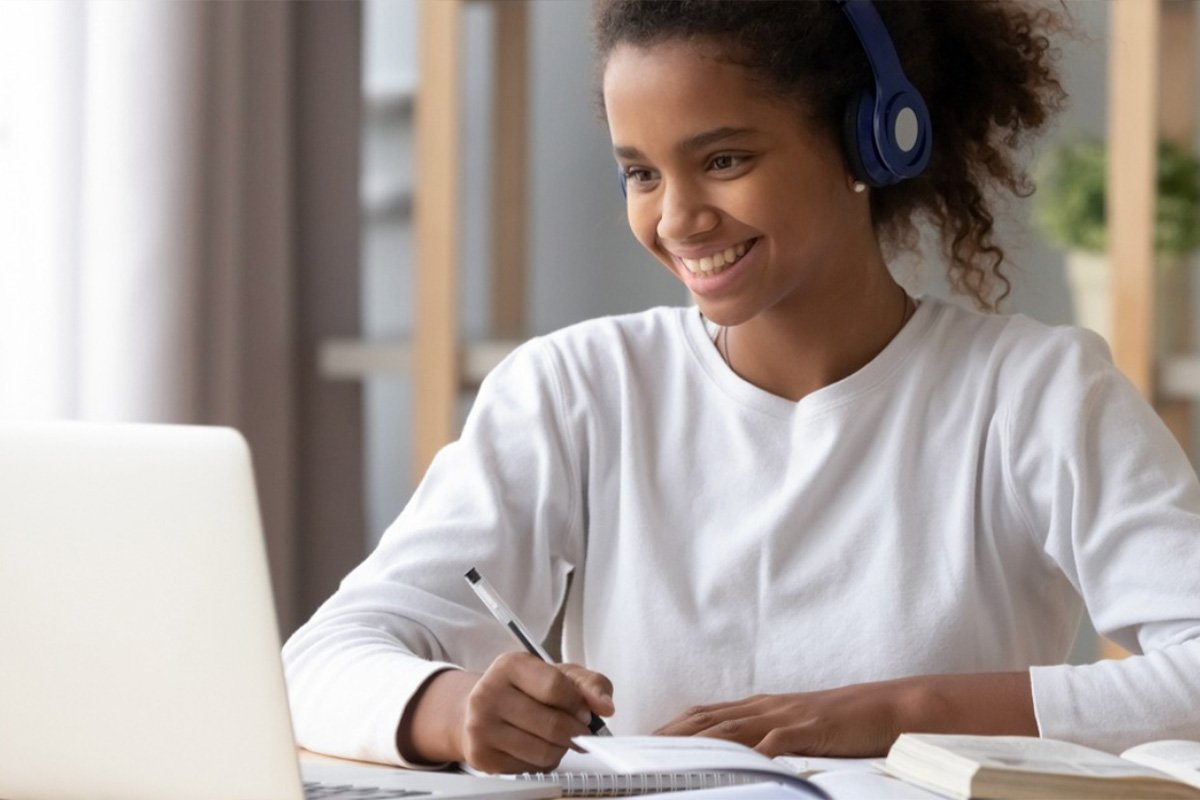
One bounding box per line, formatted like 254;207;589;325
1122;741;1200;789
901;734;1169;779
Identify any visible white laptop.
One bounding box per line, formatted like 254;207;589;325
0;421;558;800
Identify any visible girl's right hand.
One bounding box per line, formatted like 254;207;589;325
400;652;615;773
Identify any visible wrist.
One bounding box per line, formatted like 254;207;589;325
397;668;480;764
896;672;1038;737
892;675;954;734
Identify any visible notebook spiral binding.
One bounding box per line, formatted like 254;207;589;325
516;769;768;797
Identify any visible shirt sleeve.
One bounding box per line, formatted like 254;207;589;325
1002;325;1200;752
281;337;586;766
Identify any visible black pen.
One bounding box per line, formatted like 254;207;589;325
464;567;612;736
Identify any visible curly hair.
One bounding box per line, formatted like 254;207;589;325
592;0;1071;311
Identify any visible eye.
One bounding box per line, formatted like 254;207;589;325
708;153;749;172
622;165;658;189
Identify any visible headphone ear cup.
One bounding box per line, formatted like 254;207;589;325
841;91;871;186
842;89;890;188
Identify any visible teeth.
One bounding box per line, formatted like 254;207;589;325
677;239;753;277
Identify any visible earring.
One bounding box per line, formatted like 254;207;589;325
852;181;867;194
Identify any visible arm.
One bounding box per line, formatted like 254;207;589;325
282;338;589;767
1006;329;1200;752
654;671;1036;757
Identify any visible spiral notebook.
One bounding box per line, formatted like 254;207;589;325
468;736;833;798
504;763;765;797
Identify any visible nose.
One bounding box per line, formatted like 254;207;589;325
656;179;719;243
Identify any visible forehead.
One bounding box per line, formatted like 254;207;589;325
602;40;806;148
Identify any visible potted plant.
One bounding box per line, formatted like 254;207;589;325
1033;137;1200;342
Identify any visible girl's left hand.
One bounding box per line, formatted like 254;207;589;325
651;678;923;757
652;672;1037;757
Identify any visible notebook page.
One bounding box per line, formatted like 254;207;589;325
577;736;802;779
775;756;884;776
809;770;947;799
633;781;819;799
462;749;770;797
574;735;834;797
631;773;937;800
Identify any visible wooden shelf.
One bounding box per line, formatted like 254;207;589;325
364;74;417;115
321;1;530;483
412;0;529;481
318;338;520;389
1157;355;1200;401
360;177;412;220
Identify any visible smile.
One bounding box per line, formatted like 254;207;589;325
673;238;758;277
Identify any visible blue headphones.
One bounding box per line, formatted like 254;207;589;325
838;0;932;187
617;0;931;197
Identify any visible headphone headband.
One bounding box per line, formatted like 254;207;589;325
838;0;907;84
837;0;932;185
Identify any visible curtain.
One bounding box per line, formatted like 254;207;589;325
0;0;366;634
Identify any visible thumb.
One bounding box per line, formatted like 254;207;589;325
559;663;615;716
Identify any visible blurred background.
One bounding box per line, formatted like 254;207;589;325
0;1;1196;667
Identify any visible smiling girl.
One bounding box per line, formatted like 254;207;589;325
283;0;1200;775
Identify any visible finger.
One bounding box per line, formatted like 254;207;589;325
693;714;773;748
464;720;568;774
558;663;616;716
492;652;591;721
469;661;591;757
653;699;754;737
755;720;832;758
653;705;711;736
490;683;593;748
491;719;573;771
683;694;769;715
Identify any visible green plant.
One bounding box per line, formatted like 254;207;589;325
1033;137;1200;257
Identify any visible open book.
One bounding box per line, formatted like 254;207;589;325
883;734;1200;799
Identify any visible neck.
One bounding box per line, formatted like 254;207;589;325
721;262;912;403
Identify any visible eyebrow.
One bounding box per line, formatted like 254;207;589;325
613;126;760;160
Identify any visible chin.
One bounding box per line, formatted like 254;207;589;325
691;297;752;328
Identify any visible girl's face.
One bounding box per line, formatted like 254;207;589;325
603;40;874;326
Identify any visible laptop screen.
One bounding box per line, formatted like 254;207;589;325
0;422;305;800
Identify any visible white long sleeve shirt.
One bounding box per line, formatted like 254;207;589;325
282;297;1200;765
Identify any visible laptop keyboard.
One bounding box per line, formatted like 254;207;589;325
304;780;432;798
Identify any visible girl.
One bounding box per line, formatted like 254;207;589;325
284;0;1200;775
